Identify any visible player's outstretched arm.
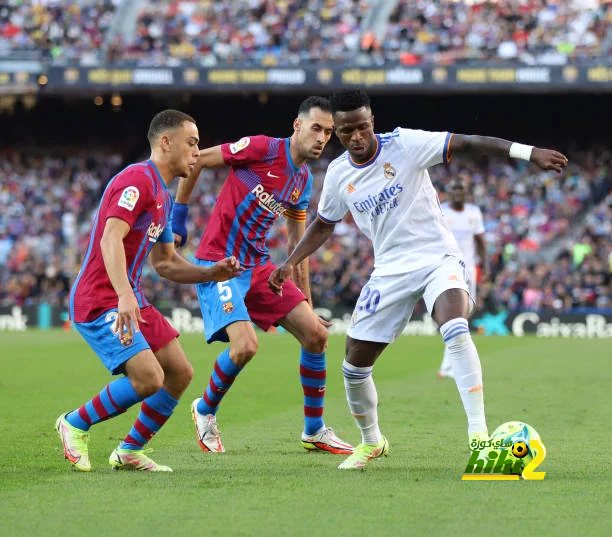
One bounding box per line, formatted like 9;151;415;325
100;217;145;339
173;145;225;247
151;242;242;283
449;135;568;173
269;218;335;296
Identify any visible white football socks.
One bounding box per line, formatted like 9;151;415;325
439;347;452;374
440;318;488;435
341;360;381;445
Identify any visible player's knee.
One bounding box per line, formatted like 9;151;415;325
303;325;328;354
175;360;194;390
231;338;258;366
131;369;164;398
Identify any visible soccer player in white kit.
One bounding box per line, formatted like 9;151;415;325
438;177;488;379
269;89;568;470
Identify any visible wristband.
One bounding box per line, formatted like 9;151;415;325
509;143;533;161
173;202;189;221
171;202;189;247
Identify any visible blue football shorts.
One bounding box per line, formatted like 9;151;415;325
74;308;151;374
195;259;253;343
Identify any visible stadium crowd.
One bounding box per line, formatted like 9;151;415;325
0;149;122;307
1;145;609;313
378;0;611;66
2;0;611;65
118;0;370;66
0;0;118;64
483;192;612;311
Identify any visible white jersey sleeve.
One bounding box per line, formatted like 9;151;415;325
473;205;485;235
397;128;452;169
317;158;348;223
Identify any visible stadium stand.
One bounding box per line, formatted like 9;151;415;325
482;193;612;311
0;149;122;307
378;0;611;65
119;0;372;66
2;0;610;65
0;0;119;64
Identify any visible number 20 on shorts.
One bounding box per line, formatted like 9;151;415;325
357;286;381;313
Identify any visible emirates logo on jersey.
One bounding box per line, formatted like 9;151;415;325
251;184;286;217
353;183;404;221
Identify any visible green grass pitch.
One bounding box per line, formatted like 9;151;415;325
1;330;610;537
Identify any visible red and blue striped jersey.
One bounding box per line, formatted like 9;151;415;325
195;135;313;268
70;160;174;323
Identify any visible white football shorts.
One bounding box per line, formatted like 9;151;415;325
347;255;473;343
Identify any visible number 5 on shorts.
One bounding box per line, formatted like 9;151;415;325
217;281;232;302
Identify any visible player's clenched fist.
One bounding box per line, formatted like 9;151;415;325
208;256;244;281
268;264;293;296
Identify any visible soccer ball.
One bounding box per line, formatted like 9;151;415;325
511;441;529;459
490;421;542;469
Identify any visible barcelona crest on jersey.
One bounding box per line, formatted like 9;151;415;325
290;187;301;203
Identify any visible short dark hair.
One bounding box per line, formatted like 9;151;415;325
329;89;370;114
147;109;196;145
298;96;331;116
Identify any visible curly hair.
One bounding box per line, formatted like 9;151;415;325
329;89;370;114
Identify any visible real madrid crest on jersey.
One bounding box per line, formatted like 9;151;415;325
290;187;301;203
383;162;396;179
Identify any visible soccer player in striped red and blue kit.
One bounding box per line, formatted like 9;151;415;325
56;110;242;472
172;97;352;455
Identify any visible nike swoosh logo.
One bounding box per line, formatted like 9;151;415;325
267;171;280;178
60;426;80;461
157;204;163;209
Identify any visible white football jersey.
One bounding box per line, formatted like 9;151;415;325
440;202;485;269
318;128;463;276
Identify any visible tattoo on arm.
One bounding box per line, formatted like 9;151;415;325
292;258;312;305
